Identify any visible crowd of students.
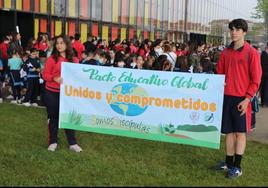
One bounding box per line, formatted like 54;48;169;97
0;31;266;114
0;31;226;106
0;32;267;108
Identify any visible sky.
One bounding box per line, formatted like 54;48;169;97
241;0;260;22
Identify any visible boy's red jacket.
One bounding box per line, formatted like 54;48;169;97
43;56;79;93
217;41;262;133
0;42;9;60
216;41;262;100
72;40;85;60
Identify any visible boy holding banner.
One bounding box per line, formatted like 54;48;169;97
216;19;262;179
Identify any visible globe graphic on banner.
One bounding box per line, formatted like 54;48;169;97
110;83;148;116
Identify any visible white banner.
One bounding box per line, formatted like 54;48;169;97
59;63;225;149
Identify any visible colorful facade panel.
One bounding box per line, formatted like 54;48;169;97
0;0;253;43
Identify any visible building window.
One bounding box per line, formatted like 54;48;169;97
121;0;129;25
102;0;112;22
92;0;102;21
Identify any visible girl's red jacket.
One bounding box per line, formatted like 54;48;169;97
43;56;79;93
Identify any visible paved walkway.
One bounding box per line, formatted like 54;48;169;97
247;106;268;144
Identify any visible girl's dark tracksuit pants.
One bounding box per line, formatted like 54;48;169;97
45;89;77;145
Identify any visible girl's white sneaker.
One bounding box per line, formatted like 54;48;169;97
69;144;83;152
47;143;58;152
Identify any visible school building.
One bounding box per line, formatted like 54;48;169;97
0;0;251;48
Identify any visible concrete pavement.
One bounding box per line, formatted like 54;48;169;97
247;106;268;144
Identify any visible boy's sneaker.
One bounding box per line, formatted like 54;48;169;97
20;96;25;101
69;144;83;152
0;98;3;103
48;143;58;152
22;102;31;107
31;103;38;107
10;100;17;104
226;166;242;179
17;99;22;104
6;95;13;99
215;161;228;171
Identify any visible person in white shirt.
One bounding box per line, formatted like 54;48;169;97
163;44;177;71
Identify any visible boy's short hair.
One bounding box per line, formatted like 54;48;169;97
22;52;29;58
228;18;248;32
82;50;89;56
74;33;81;40
39;51;47;58
100;52;110;60
30;48;38;54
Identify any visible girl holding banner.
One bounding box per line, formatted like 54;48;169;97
43;35;83;152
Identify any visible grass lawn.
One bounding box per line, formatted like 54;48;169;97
0;103;267;186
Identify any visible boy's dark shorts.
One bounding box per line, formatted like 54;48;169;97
221;95;247;134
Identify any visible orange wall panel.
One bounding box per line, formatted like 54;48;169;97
144;31;148;39
23;0;31;11
51;21;55;38
34;0;40;12
129;28;135;40
112;27;118;41
80;0;88;17
68;22;76;37
92;24;98;38
40;19;47;33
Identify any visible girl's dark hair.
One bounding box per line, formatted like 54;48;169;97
114;51;125;63
163;44;172;52
153;54;168;70
228;19;248;32
26;37;35;51
52;35;74;62
200;57;213;73
10;32;19;43
176;56;189;72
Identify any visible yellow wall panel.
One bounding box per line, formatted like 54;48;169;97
129;0;135;25
34;19;39;39
120;28;126;42
51;0;54;15
80;23;88;43
65;22;68;35
4;0;11;8
69;0;75;17
144;0;149;26
40;0;47;13
137;29;141;40
112;0;119;23
150;32;154;41
55;21;62;36
16;0;22;10
102;26;109;42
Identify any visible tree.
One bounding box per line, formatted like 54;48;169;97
247;23;266;44
252;0;268;42
253;0;268;23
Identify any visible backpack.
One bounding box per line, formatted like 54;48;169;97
246;47;260;113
